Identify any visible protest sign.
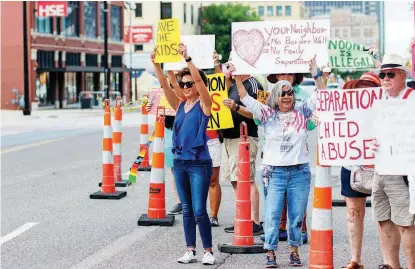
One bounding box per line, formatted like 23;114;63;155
231;19;330;75
206;74;234;130
154;18;181;63
328;39;374;69
258;90;270;104
374;100;415;175
149;88;176;116
164;35;215;70
317;88;383;166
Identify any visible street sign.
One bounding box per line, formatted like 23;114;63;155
36;1;68;17
124;26;153;44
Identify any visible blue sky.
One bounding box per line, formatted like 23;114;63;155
385;1;413;58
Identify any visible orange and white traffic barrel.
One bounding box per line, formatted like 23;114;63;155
138;94;151;171
90;99;127;200
138;106;174;226
218;122;265;253
309;147;333;269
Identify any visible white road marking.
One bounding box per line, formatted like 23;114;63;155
1;137;68;154
0;222;38;245
69;227;157;269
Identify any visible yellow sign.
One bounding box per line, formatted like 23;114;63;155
154;18;181;63
258;90;270;105
206;74;234;130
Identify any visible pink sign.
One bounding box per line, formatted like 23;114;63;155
36;1;68;17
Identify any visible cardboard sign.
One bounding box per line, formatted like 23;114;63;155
164;35;215;70
154;19;181;63
124;26;153;44
207;74;234;130
328;39;374;69
317;88;384;166
258;90;270;104
36;1;68;17
374;100;415;175
231;20;330;75
149;88;176;116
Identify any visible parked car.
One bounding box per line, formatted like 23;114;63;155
300;78;316;95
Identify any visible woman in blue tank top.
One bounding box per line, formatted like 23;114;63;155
151;43;214;265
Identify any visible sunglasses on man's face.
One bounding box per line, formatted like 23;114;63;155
280;90;294;97
379;72;397;79
179;81;195;89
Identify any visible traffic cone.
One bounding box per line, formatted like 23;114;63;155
90;99;127;200
138;95;152;171
113;97;130;187
137;106;174;226
309;146;333;269
218;122;265;254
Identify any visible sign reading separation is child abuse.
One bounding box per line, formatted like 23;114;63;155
328;39;375;69
317;88;383;166
154;18;181;63
206;74;234;131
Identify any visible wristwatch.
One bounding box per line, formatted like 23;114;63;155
235;104;240;112
185;57;192;62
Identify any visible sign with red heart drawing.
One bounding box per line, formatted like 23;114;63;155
231;20;330;75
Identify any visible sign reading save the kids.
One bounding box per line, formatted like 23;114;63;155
328;39;375;69
154;18;181;63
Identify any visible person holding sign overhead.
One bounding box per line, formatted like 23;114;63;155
151;43;215;265
226;59;318;267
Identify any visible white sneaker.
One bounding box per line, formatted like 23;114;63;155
202;252;215;265
177;250;197;264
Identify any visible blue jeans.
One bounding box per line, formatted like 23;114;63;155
173;159;213;249
261;163;311;250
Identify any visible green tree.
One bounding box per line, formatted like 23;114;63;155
202;3;261;61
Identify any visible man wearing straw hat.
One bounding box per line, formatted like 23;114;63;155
372;53;415;269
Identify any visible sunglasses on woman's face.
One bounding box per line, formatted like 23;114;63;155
279;73;294;77
280;90;294;97
179;81;195;89
379;72;396;79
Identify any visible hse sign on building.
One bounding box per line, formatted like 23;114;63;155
36;1;68;17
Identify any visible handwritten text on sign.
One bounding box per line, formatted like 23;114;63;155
328;39;374;69
374;100;415;175
231;20;330;75
317;88;383;166
207;74;234;130
154;19;181;63
164;35;215;70
149;88;176;116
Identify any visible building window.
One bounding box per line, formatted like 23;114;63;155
335;29;340;37
191;5;194;25
36;17;53;34
65;72;78;104
135;3;142;17
161;2;172;19
342;29;348;38
183;3;187;23
198;7;202;27
276;6;282;16
84;2;97;38
134;44;143;51
63;1;80;37
86;54;98;66
258;6;264;16
267;6;273;16
351;28;360;37
100;3;105;39
110;5;121;41
66;52;81;66
37;50;54;68
111;55;123;67
364;28;374;38
285;5;292;16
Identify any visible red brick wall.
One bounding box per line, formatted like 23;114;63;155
1;2;24;110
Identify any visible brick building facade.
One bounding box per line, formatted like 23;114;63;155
1;1;129;110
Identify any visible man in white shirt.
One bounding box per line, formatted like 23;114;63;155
372;53;415;269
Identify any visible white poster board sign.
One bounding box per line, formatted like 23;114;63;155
317;88;383;166
163;35;215;70
231;20;330;75
374;100;415;175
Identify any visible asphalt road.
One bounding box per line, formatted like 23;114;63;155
0;110;402;269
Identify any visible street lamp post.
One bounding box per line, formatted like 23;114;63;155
104;1;110;100
125;1;136;102
22;1;31;115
